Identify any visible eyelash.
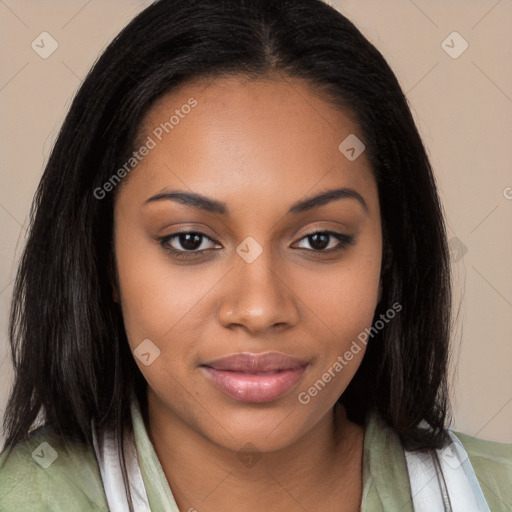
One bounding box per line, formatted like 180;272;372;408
158;230;355;260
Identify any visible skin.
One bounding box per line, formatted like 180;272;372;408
113;73;383;512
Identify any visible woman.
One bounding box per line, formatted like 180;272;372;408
0;0;510;511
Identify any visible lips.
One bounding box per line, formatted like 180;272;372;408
202;352;307;372
200;352;309;403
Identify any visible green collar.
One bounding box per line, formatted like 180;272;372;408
361;408;414;511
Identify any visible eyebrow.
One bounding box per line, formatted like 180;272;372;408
144;187;368;215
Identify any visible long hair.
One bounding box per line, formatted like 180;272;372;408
2;0;452;509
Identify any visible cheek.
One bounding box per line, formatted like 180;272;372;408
114;240;210;398
294;235;382;344
292;233;382;402
113;220;212;353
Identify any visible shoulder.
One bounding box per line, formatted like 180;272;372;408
0;424;109;512
452;430;512;510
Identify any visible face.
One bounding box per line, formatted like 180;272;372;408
113;74;382;453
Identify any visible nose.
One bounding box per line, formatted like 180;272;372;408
217;246;300;335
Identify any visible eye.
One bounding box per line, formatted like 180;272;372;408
159;229;355;261
159;231;220;259
293;230;354;252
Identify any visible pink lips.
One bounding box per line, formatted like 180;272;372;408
201;352;308;403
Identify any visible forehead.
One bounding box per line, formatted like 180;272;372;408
122;74;377;215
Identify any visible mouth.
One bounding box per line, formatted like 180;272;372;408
200;351;309;403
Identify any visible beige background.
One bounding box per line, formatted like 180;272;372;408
0;0;511;444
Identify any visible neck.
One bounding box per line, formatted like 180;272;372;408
145;392;364;512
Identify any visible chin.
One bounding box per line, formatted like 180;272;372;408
195;399;325;454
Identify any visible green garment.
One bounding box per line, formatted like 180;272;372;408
1;402;511;511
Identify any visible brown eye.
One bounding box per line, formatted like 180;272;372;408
294;231;354;252
159;231;220;259
174;233;204;251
